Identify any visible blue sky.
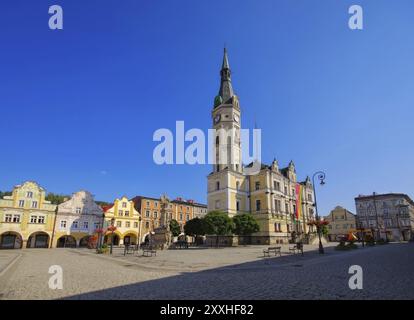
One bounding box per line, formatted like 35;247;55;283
1;0;413;215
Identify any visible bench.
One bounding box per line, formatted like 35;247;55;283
123;244;136;255
263;246;282;257
289;243;304;255
142;249;157;257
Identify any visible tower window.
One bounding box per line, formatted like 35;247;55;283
255;181;260;190
236;181;240;190
216;181;220;191
236;200;240;212
256;200;261;212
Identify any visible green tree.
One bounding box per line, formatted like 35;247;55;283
0;191;12;199
169;219;181;237
96;201;112;207
233;214;260;236
204;211;234;247
184;217;208;244
45;193;69;205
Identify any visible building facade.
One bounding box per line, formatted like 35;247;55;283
132;195;206;240
54;191;104;248
103;196;141;246
193;202;208;219
207;49;316;245
0;180;207;249
355;193;414;241
325;206;356;241
0;181;56;249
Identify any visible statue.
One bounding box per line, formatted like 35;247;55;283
152;194;172;249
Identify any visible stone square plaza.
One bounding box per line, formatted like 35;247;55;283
1;242;413;300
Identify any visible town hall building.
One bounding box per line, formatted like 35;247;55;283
207;49;317;245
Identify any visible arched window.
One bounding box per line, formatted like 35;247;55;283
216;136;220;172
216;181;220;191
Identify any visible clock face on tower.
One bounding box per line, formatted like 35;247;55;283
214;114;221;124
234;114;240;123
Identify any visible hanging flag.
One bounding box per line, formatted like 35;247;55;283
295;183;303;221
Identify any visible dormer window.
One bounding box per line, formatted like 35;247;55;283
26;192;33;198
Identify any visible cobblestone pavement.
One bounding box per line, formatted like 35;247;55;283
0;243;413;299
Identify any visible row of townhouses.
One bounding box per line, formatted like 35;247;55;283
0;181;207;249
324;193;414;242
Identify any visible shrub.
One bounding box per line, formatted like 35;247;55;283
346;242;358;249
335;241;358;251
335;243;350;251
97;245;109;254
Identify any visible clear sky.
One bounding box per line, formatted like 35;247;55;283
1;0;413;215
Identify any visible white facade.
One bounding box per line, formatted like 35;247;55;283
56;191;103;246
355;193;414;241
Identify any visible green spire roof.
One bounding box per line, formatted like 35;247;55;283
216;47;234;106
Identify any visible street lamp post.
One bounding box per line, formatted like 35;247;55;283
312;171;326;254
110;217;115;255
138;216;142;250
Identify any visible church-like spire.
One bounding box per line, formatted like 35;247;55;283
217;47;234;105
222;47;230;70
